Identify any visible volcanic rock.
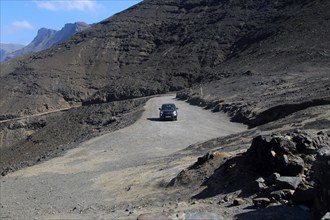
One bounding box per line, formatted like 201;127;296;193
233;198;245;206
246;131;330;176
275;176;301;190
253;198;271;208
313;147;330;215
292;187;315;204
270;189;294;202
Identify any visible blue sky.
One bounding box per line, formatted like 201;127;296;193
1;0;142;45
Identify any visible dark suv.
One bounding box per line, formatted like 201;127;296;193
159;103;178;121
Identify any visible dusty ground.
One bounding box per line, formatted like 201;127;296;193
0;0;329;219
0;97;148;175
1;95;328;220
0;95;247;219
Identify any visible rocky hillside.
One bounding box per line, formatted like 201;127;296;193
1;0;328;120
2;22;90;62
0;0;329;217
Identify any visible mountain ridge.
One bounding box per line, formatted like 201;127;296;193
2;22;90;62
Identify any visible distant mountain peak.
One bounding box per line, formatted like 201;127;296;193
1;22;90;62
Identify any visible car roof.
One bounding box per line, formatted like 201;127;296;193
162;103;176;106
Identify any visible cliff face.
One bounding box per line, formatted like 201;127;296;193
3;22;90;62
0;0;329;118
9;28;57;56
44;22;90;49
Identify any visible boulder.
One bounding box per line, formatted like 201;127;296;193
285;156;305;176
270;189;294;202
254;177;267;191
247;130;330;176
292;130;330;154
275;176;301;190
265;172;281;185
293;187;315;204
233;198;245;206
245;130;330;215
253;198;271;208
313;147;330;215
246;134;304;176
321;212;330;220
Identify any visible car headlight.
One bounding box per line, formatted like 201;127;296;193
173;111;177;116
160;111;163;115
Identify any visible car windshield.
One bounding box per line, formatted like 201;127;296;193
161;104;175;110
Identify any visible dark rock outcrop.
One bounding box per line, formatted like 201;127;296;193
313;147;330;215
245;130;330;213
246;130;329;176
275;176;301;190
253;198;271;208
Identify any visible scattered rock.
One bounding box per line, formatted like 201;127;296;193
313;147;330;214
233;198;245;206
292;130;329;154
265;173;281;185
244;131;329;215
275;176;301;190
292;187;315;204
254;177;267;191
253;198;271;208
285;156;305;176
246;134;302;176
270;189;294;202
247;130;330;176
189;151;227;169
321;212;330;220
223;195;231;202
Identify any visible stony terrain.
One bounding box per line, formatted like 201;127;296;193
0;97;148;175
0;0;329;219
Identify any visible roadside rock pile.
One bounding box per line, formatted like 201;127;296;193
246;130;330;215
314;147;330;215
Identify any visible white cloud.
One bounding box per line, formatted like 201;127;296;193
4;20;34;34
34;0;103;12
12;21;34;30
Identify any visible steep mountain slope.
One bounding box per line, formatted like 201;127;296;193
177;0;330;127
2;22;90;62
0;0;328;120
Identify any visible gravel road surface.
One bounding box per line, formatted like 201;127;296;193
0;95;246;219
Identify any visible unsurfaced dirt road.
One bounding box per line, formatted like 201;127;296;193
0;95;246;219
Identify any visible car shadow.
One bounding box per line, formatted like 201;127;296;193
147;118;176;122
147;117;162;121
